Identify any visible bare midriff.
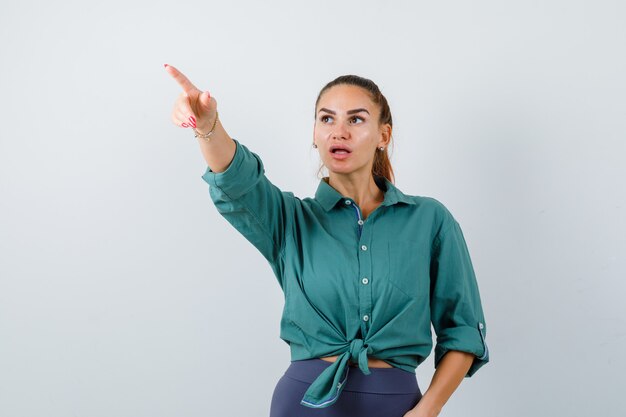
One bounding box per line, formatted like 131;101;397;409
319;355;393;368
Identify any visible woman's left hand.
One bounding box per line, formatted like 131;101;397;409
402;400;441;417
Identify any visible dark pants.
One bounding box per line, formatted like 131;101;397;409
270;359;422;416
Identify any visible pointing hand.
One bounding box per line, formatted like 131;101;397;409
165;64;217;134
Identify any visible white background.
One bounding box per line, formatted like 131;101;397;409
1;1;624;416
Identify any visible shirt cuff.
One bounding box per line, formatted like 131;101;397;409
434;321;489;377
200;138;264;200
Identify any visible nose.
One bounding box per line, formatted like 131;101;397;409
331;123;349;140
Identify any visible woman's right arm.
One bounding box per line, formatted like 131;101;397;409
164;64;236;173
165;65;294;289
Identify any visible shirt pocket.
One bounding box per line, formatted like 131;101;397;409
386;240;430;300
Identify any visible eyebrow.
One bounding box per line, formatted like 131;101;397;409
318;107;370;115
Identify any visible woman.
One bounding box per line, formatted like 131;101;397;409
165;64;489;417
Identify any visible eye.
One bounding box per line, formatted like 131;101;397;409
320;115;333;123
350;116;364;124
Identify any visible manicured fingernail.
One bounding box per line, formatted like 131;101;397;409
189;116;196;123
182;123;189;128
164;64;169;68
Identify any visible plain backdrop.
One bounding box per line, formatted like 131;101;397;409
1;1;625;416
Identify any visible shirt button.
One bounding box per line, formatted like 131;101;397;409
361;245;367;251
479;322;484;329
363;315;369;322
362;278;369;285
345;200;351;205
357;219;364;225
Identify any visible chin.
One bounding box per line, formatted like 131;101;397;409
327;167;356;177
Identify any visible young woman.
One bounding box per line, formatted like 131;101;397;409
165;64;489;417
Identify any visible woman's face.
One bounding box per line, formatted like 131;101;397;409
313;84;390;177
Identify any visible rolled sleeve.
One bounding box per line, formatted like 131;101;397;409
201;138;265;200
201;139;293;287
429;218;489;377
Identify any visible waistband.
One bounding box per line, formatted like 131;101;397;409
284;359;419;394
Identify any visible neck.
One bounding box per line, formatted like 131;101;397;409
326;171;384;208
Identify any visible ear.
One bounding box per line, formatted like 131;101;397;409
379;123;392;147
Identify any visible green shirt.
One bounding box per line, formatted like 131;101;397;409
201;139;489;409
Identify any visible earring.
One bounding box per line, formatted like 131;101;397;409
313;143;318;148
379;147;385;151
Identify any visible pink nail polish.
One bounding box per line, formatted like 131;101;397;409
164;64;169;68
182;123;188;128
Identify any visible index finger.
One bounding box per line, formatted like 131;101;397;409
164;64;200;94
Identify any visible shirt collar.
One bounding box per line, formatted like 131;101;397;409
314;175;415;211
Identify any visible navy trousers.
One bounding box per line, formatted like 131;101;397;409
270;359;422;416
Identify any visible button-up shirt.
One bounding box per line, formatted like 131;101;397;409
201;139;489;409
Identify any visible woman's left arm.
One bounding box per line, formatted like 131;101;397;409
406;207;490;416
403;350;474;417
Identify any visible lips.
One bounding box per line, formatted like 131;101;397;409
330;145;352;153
329;145;352;160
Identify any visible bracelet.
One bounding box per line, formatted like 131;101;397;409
193;111;219;140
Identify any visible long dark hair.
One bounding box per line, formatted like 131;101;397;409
314;74;395;184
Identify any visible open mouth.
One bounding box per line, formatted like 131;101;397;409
329;146;352;159
330;146;352;154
